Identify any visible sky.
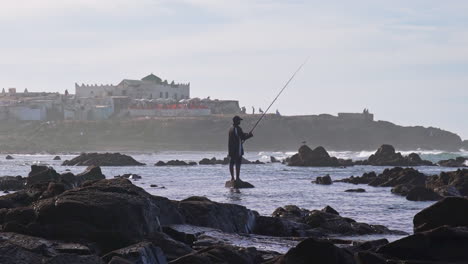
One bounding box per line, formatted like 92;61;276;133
0;0;467;139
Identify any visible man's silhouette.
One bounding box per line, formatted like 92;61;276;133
228;116;253;181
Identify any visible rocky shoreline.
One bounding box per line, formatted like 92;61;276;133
1;164;468;263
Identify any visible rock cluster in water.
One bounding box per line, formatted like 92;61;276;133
355;144;434;166
338;167;468;201
1;165;468;263
286;145;353;167
438;156;467;167
62;152;145;166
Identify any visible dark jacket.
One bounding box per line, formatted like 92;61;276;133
228;125;252;157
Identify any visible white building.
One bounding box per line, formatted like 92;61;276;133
75;74;190;100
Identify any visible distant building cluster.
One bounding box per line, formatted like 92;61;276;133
338;108;374;121
0;74;240;121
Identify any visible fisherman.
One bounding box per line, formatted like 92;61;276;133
252;106;255;114
228;116;253;181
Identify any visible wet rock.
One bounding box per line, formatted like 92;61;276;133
62;152;145;166
115;174;142;180
344;188;366;193
149;232;194;261
102;241;167;264
390;184;415;196
176;196;257;234
5;155;14;160
271;205;404;236
286;145;350;167
406;186;442;201
273;237;355;264
170;245;263;264
17;178;161;253
253;216;312;237
74;165;105;185
414;196;468;233
438;156;467;167
155;160;197;166
335;172;377;185
241;158;265;165
0;176;25;191
0;232;102;264
426;169;468;196
314;174;332;185
53;156;61;161
150;184;158;187
225;180;254;188
369;167;426;187
363;226;468;263
357;144;434;166
347;238;388;254
26;165;61;186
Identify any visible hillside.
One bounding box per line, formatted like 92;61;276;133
0;114;462;153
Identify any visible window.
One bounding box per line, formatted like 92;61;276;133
122;90;127;96
174;93;178;100
165;92;168;98
160;92;163;98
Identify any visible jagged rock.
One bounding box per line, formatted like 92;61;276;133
273;237;355;264
406;186;442;201
62;153;145;166
426;169;468;196
270;156;280;163
2;178;162;253
53;156;61;161
5;155;14;160
176;196;257;234
0;232;103;264
438;157;467;167
271;205;403;236
391;184;415;196
26;165;61;186
253;216;313;237
149;232;194;261
155;160;197;166
356;144;434;166
414;196;468;233
336;172;377;184
287;145;351;167
344;188;366;193
102;242;167;264
170;245;263;264
314;174;332;185
225;180;254;188
357;226;468;263
74;165;105;185
0;176;25;191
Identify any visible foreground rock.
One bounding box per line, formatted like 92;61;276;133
225;179;255;188
356;144;434;166
270;237;354;264
437;156;467;167
413;196;468;233
170;245;264;264
62;152;145;166
357;226;468;264
286;145;353;167
155;160;197;166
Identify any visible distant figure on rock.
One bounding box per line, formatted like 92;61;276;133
259;108;264;114
252;106;255;114
228;116;253;181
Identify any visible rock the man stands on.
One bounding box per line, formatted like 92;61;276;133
228;116;253;181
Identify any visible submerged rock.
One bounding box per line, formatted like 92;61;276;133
198;157;229;165
62;152;145;166
225;180;255;188
345;188;366;193
155;160;197;166
356;144;434;166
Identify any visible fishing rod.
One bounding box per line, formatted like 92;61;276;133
249;57;309;134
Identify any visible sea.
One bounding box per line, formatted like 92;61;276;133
1;149;467;251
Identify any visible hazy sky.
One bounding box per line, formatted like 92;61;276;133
1;0;467;139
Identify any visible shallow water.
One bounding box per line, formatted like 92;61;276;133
1;150;466;240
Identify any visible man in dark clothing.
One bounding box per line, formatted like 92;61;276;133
228;116;253;181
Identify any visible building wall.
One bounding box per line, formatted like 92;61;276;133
9;106;46;121
129;108;211;117
75;84;116;98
